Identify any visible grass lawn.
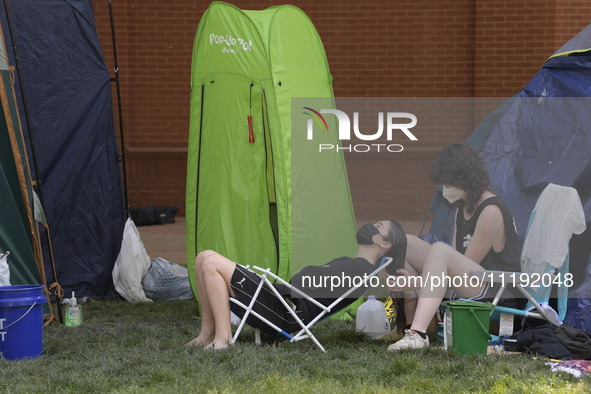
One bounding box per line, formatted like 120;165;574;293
1;299;589;393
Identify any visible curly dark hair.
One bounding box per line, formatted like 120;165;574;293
430;142;490;214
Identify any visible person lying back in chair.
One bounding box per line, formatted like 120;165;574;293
187;220;407;349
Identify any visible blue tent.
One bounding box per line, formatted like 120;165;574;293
0;0;125;298
428;24;591;330
479;27;591;331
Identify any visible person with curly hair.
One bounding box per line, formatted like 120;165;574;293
386;142;522;350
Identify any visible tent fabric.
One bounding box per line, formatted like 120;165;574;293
428;26;591;240
0;0;125;298
0;28;42;287
479;59;591;247
550;24;591;59
186;2;357;299
0;21;55;318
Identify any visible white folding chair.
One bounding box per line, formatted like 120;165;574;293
472;184;586;326
229;256;393;352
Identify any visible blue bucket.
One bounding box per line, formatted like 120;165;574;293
0;285;47;360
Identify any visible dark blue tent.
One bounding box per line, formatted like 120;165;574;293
1;0;125;298
427;24;591;331
480;29;591;330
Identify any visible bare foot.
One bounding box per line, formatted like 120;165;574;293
204;339;230;350
186;334;214;347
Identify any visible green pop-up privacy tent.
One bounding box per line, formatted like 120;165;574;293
186;2;358;299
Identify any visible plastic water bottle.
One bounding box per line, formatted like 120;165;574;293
356;295;390;338
65;292;82;327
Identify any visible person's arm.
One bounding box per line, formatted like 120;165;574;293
463;204;504;264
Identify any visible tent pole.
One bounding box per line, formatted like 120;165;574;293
108;0;129;217
3;0;63;323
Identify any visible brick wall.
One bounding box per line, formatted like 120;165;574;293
91;0;591;221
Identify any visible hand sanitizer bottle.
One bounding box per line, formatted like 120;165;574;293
65;291;82;327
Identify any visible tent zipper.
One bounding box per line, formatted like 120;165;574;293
261;87;280;276
195;83;205;250
248;83;254;143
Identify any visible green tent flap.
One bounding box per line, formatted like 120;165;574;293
186;2;357;303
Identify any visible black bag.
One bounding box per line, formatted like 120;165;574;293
153;206;179;224
129;205;179;226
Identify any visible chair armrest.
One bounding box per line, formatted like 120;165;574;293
470;270;527;285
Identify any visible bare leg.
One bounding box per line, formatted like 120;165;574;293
186;250;218;346
201;252;236;349
396;235;432;325
404;296;417;326
187;250;236;349
405;234;432;273
410;242;486;333
401;261;420;324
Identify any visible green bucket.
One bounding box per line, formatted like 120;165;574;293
443;300;494;355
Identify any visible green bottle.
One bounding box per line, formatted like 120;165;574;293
65;291;82;327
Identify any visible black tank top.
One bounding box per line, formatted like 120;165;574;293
455;196;520;272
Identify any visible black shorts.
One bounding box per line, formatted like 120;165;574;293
229;264;307;334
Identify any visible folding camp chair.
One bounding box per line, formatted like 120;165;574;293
419;184;446;237
471;184;586;326
418;185;457;247
229;256;393;352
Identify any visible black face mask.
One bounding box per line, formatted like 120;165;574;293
356;223;380;245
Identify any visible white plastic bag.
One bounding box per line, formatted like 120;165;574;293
0;251;10;286
112;218;152;302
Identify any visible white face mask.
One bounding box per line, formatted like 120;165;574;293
442;185;465;204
